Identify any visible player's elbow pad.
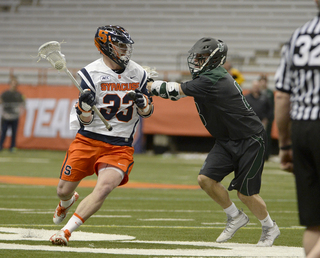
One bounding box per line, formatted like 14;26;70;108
151;81;185;101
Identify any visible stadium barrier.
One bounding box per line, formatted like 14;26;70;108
0;84;278;151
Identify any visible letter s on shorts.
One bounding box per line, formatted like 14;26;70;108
64;165;72;176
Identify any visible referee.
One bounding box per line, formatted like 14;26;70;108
275;0;320;256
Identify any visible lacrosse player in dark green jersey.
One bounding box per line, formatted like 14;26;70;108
147;37;280;246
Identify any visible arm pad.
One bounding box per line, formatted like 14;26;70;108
150;81;185;101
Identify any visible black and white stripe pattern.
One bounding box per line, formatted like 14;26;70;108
275;13;320;120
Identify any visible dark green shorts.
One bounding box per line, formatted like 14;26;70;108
199;130;266;196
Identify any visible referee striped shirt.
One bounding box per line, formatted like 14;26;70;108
275;13;320;121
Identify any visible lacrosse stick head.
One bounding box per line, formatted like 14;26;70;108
142;66;159;79
38;41;66;71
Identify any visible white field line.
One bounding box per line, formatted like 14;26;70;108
0;206;303;230
0;207;299;214
92;215;132;218
0;227;134;241
0;223;305;230
0;243;305;257
0;227;304;257
138;218;194;221
0;157;50;163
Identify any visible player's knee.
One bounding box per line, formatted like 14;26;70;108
56;188;73;200
237;191;244;200
197;174;217;189
94;182;117;201
100;184;114;198
56;183;75;200
237;191;253;203
197;174;206;188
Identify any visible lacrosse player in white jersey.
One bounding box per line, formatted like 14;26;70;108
49;25;154;246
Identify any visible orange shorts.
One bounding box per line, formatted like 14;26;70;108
60;133;134;186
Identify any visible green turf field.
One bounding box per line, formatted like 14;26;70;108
0;149;303;257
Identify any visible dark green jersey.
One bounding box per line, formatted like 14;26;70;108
181;66;263;140
0;90;25;120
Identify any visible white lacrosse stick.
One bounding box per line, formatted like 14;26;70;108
37;41;112;131
127;66;159;100
142;66;159;79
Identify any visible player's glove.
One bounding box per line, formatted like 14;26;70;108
76;89;95;117
134;89;148;109
128;89;150;111
79;89;95;110
149;81;182;101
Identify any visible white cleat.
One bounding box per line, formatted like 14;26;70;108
256;221;280;247
49;229;71;246
53;192;79;225
216;210;249;243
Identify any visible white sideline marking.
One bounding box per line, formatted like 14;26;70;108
0;207;299;215
0;242;304;257
138;218;194;221
92;215;132;218
0;223;305;230
0;227;135;241
0;157;49;163
0;227;304;257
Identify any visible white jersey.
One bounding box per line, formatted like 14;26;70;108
70;58;150;146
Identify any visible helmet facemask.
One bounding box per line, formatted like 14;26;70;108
95;25;134;69
107;40;133;68
187;53;210;78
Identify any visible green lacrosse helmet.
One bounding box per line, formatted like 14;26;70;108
187;37;228;78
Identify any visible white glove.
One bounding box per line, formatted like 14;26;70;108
150;81;182;101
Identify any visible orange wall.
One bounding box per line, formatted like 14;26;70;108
0;84;78;150
0;85;278;151
143;97;210;136
144;94;279;139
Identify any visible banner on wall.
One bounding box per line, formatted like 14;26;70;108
0;85;159;151
0;84;278;151
0;85;78;150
